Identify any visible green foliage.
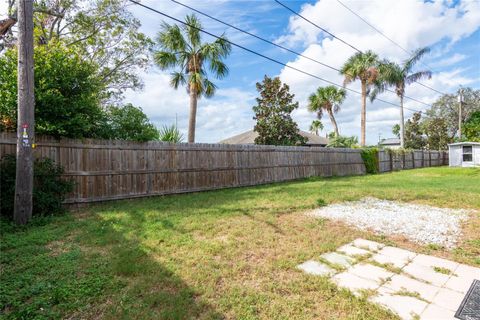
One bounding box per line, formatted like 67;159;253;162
0;155;74;220
463;111;480;142
3;0;152;99
426;87;480;139
253;76;307;146
316;198;327;207
309;120;324;135
327;135;359;148
307;86;346;136
159;125;184;143
104;104;159;142
422;117;450;150
404;112;426;149
361;148;379;174
0;43;106;138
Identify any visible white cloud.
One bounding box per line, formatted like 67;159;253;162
124;70;255;143
276;0;480;144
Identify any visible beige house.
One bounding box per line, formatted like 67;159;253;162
219;130;329;147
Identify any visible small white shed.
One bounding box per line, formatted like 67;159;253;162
448;142;480;167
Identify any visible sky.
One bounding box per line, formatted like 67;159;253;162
2;0;480;144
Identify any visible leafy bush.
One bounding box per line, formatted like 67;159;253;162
327;135;359;148
159;124;184;143
360;148;379;174
0;155;74;220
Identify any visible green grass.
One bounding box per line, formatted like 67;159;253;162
1;167;479;319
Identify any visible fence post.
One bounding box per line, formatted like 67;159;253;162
429;151;432;167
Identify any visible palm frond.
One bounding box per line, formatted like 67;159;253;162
157;23;188;52
183;14;202;49
403;47;430;73
209;58;229;79
406;70;432;85
154;51;179;70
170;72;186;89
203;78;217;98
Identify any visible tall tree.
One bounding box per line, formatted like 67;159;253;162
2;0;152;101
425;88;480;139
372;48;431;148
309;120;323;136
307;85;346;137
253;76;306;146
154;14;231;143
340;51;379;146
463;111;480;142
404;112;426;149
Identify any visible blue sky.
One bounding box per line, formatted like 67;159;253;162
2;0;479;143
125;0;480;144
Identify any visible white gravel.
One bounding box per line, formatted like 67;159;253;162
309;197;471;248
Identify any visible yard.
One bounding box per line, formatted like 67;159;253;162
1;167;479;319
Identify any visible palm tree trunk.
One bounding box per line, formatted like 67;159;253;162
188;87;198;143
399;95;405;148
328;111;339;137
361;80;367;146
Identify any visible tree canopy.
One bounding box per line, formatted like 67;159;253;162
253;76;306;146
2;0;152;101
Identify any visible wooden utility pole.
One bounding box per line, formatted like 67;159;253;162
14;0;35;225
458;89;464;139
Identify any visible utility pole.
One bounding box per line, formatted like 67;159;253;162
457;89;464;139
14;0;35;225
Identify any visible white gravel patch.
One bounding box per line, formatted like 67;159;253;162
309;198;471;248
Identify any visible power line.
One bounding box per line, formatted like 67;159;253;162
128;0;423;113
334;0;447;95
274;0;447;96
170;0;430;109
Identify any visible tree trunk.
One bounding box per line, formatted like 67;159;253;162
14;0;35;225
399;95;405;148
328;110;339;137
188;86;198;143
360;80;367;146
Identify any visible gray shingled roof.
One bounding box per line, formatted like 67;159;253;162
219;130;329;146
380;138;401;145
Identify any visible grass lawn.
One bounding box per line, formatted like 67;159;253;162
1;167;479;319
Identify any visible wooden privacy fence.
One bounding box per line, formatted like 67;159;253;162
377;149;448;173
0;133;366;204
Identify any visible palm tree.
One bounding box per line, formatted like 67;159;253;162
340;51;380;146
307;85;346;137
371;48;431;148
154;14;231;143
309;120;324;136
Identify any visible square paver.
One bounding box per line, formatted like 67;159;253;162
297;260;335;276
321;252;355;268
403;262;451;287
431;288;466;312
352;238;384;251
420;303;456;320
454;263;480;280
383;274;441;302
413;254;459;271
377;246;417;262
348;263;394;284
370;253;410;269
337;244;371;257
370;287;429;320
332;271;379;295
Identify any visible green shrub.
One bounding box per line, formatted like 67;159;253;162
0;155;74;220
316;198;327;207
360;148;379;174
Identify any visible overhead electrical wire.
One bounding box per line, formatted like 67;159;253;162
334;0;447;95
170;0;431;109
274;0;448;96
127;0;424;113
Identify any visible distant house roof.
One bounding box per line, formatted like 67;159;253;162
379;138;401;146
219;130;329;146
